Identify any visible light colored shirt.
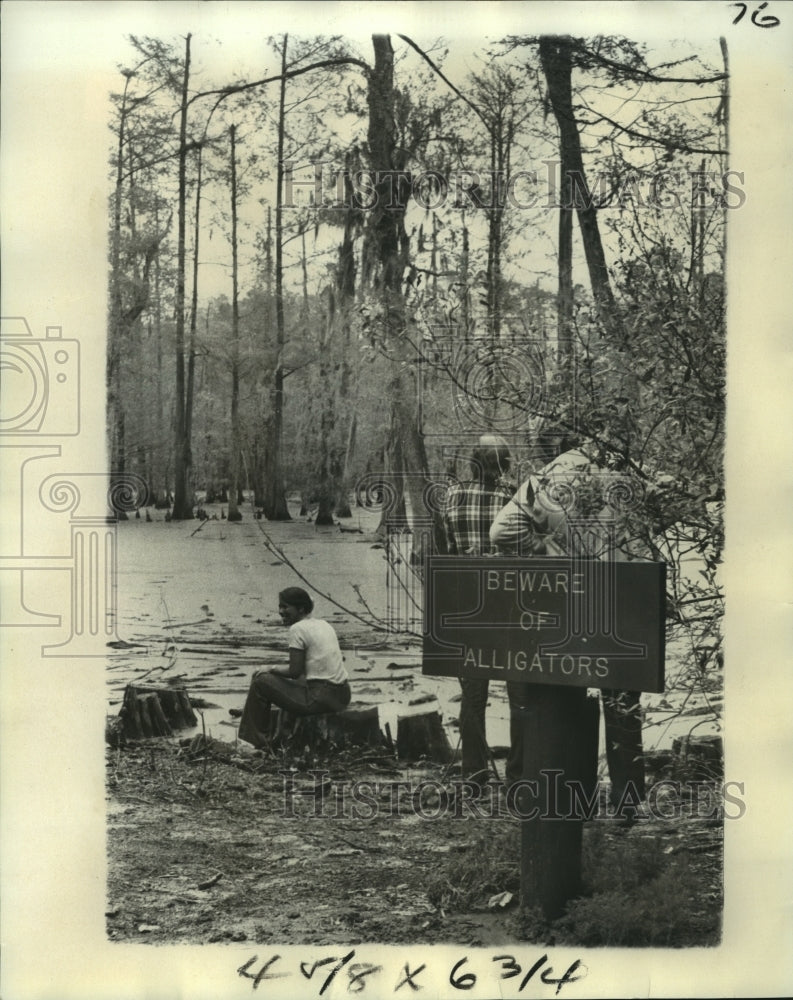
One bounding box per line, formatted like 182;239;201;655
288;617;347;684
490;449;631;559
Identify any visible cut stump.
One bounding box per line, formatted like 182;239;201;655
396;706;453;763
269;703;384;750
119;683;198;739
671;733;723;779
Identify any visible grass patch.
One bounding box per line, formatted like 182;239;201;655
556;824;722;947
426;820;722;947
426;821;521;911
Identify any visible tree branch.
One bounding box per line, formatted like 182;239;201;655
395;34;491;132
186;56;371;110
502;34;728;86
572;41;728;86
577;109;727;156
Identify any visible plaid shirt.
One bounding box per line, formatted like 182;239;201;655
443;480;514;555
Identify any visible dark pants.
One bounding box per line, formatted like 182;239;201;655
458;677;490;786
506;684;644;799
458;678;533;788
238;671;351;749
602;688;645;804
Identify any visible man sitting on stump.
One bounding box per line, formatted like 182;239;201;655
238;587;351;749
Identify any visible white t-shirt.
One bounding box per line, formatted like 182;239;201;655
288;617;347;684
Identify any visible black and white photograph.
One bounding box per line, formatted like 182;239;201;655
1;2;791;998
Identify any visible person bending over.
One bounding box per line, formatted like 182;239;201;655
490;435;647;811
238;586;351;749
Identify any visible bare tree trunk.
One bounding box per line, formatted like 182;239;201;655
557;156;574;362
252;207;273;510
367;34;443;552
430;212;439;298
540;36;617;330
486;113;504;343
337;406;357;518
152;204;168;503
314;290;336;527
262;34;292;521
107;75;130;492
334;158;359;518
300;228;310;320
460;209;470;335
719;37;729;266
181;143;206;514
117;138;139;510
108;107;165;515
375;427;407;536
172;33;194;520
228;124;243;521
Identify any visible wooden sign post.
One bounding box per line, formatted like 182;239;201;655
423;556;665;919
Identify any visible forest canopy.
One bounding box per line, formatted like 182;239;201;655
107;30;727;674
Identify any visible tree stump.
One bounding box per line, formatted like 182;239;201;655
119;683;197;739
121;688;172;738
322;705;382;748
269;704;384;750
671;733;723;780
396;705;454;763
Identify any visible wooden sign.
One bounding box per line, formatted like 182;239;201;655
422;556;665;693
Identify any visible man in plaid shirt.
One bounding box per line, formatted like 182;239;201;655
443;435;514;792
